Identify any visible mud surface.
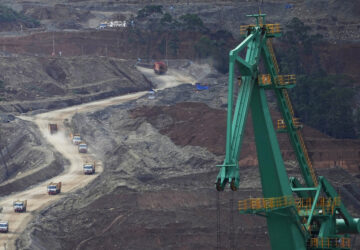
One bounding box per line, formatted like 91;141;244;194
15;64;360;250
0;57;151;113
0;90;153;249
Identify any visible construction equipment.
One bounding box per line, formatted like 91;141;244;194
47;182;61;195
48;123;58;134
83;161;95;175
78;142;88;153
71;134;82;145
153;61;167;75
216;13;359;250
13;200;27;213
0;221;8;233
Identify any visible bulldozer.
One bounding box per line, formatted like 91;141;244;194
78;142;88;153
0;221;8;233
83;161;95;175
153;61;167;75
47;182;61;195
13;200;27;212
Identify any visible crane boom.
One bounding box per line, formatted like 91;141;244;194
216;13;359;250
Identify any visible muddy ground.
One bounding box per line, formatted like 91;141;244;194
0;56;152;113
0;118;65;189
15;66;360;249
0;56;155;192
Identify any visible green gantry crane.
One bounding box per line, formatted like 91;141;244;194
216;13;359;250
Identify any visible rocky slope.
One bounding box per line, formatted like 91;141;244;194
0;56;152;113
16;64;360;249
0;118;65;184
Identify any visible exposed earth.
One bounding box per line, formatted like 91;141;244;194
0;1;358;250
0;62;356;249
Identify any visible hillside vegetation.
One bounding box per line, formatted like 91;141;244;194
0;4;39;29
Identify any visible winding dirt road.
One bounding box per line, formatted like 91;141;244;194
0;66;196;250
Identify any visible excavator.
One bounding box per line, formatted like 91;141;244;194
216;13;359;249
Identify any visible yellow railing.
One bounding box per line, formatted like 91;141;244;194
282;89;294;116
308;237;351;249
265;24;282;35
238;196;294;212
258;74;296;87
281;88;318;186
296;197;340;215
240;24;255;35
277;118;301;130
267;39;279;74
258;74;272;85
277;119;285;129
278;75;296;85
240;24;281;35
297;129;318;186
239;196;339;214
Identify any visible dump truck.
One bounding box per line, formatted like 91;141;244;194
47;182;61;195
48;123;58;134
153;61;167;75
83;161;95;175
71;134;82;145
13;200;27;213
78;142;88;153
0;221;8;233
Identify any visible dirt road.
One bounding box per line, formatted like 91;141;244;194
0;67;197;250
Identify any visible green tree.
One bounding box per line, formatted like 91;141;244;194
158;38;166;56
137;5;163;18
160;13;172;24
180;14;206;31
194;35;214;58
168;33;179;56
354;108;360;138
0;5;39;27
194;33;232;73
290;75;356;138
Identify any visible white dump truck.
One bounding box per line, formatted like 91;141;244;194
78;143;88;153
71;134;82;145
0;221;8;233
47;182;61;195
13;200;27;213
83;162;95;175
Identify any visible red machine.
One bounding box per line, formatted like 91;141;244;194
153;61;167;75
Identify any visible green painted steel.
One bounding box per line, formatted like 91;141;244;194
216;13;359;250
216;27;264;191
261;40;317;188
251;83;307;249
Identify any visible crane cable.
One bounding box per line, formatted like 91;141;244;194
216;190;236;250
229;191;235;250
217;191;221;250
258;0;264;15
352;234;357;249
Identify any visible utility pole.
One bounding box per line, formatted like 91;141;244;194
52;32;55;56
165;35;168;66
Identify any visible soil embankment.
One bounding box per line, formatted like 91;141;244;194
0;65;197;250
0;57;152;113
15;64;360;250
0;92;153;249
